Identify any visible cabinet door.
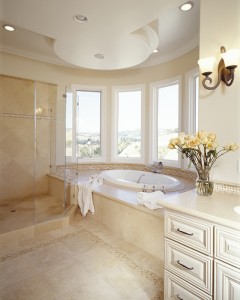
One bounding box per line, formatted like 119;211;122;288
165;271;212;300
214;260;240;300
215;225;240;269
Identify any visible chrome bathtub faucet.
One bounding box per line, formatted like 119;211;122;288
151;185;165;194
142;185;147;192
137;173;145;183
148;161;163;173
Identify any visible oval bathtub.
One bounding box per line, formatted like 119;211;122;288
101;169;184;192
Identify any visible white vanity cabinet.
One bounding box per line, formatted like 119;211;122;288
164;210;240;300
214;225;240;300
164;210;214;299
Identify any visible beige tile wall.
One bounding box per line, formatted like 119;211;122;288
0;75;57;201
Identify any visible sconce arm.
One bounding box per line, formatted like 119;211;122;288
222;67;235;86
202;74;221;90
201;58;236;90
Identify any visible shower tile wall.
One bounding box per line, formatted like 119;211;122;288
0;75;57;202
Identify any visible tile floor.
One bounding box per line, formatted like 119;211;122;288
0;213;164;299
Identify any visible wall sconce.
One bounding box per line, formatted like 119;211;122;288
198;46;239;90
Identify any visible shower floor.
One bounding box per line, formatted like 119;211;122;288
0;195;66;235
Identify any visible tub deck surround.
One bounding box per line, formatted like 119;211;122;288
156;189;240;230
65;170;195;215
92;182;192;218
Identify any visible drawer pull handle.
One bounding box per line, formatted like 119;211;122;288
177;295;184;300
177;228;193;236
177;260;194;270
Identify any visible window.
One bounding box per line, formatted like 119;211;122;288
184;68;199;169
65;92;74;157
186;68;199;135
150;77;181;167
112;85;145;162
76;91;101;158
68;85;106;162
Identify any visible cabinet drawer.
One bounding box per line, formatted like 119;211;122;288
214;259;240;300
165;238;213;294
165;271;212;300
165;210;213;255
215;225;240;268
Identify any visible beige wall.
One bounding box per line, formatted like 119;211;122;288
0;49;198;87
199;0;240;184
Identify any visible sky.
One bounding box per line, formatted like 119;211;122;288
66;86;179;132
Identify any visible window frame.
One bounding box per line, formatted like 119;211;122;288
111;84;145;163
69;84;106;163
186;67;199;136
184;67;199;169
149;76;182;168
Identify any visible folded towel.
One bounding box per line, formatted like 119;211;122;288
137;191;163;210
77;174;103;217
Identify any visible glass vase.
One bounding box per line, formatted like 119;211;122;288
196;178;214;196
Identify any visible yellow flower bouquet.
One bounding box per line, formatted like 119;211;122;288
168;131;239;195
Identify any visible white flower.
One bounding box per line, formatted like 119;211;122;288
223;143;239;151
168;131;239;175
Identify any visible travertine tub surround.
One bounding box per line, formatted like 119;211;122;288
91;189;165;269
48;163;196;273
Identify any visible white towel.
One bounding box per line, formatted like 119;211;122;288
137;191;163;210
77;174;103;217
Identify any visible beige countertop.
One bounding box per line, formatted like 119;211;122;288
156;189;240;230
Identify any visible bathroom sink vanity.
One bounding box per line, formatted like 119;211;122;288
157;189;240;300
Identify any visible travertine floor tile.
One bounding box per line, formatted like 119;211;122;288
0;255;38;288
0;274;55;300
27;241;73;272
0;214;164;299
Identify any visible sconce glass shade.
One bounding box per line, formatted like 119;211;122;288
198;57;215;75
221;49;240;68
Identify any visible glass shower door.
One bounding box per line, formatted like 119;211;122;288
34;83;74;222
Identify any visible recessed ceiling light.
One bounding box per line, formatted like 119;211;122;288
153;49;159;53
73;15;88;23
94;54;104;59
180;1;194;11
3;24;15;31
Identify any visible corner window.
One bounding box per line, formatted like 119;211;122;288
186;68;199;135
150;77;181;167
112;85;145;163
76;90;101;158
184;68;199;169
68;85;106;162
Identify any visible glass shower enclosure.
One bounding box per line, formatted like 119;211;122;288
0;75;71;234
